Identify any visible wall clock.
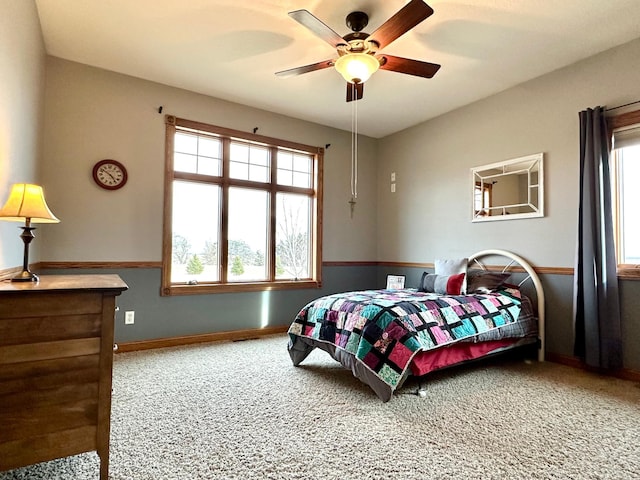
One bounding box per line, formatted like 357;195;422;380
92;159;128;190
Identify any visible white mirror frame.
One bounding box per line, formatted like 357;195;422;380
471;153;544;222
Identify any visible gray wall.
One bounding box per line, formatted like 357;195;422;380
376;37;640;370
35;58;382;344
40;58;378;263
376;37;640;267
0;0;47;266
2;3;639;371
44;265;378;343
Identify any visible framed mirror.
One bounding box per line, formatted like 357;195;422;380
471;153;544;222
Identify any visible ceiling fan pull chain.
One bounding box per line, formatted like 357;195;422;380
349;83;359;219
350;83;358;200
351;83;355;199
354;91;358;200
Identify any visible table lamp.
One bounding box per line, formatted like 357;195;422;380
0;183;60;282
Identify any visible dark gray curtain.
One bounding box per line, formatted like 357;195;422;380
573;106;623;369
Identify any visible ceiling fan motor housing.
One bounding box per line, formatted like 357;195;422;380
346;11;369;32
343;12;377;52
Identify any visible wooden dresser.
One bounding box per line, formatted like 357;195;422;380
0;274;128;479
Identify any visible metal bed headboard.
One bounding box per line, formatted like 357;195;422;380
468;249;545;362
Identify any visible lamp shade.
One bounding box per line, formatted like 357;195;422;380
334;53;380;84
0;183;60;223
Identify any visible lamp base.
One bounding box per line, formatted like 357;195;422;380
11;270;39;282
12;223;39;282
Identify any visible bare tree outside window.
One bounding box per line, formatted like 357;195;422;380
276;194;310;279
172;234;191;264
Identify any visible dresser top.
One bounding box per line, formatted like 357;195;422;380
0;274;128;294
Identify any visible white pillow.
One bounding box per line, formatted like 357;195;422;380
435;258;468;275
435;258;468;293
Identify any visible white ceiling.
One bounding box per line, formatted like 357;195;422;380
35;0;640;138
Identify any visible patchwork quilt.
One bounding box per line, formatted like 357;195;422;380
288;288;523;391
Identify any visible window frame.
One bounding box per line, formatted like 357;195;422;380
161;115;323;295
608;108;640;279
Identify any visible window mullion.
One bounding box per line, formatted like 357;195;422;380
611;150;622;264
268;146;278;281
220;137;231;283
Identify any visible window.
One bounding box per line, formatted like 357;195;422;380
162;116;323;295
609;109;640;274
474;181;492;217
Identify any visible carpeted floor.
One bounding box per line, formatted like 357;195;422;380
2;334;639;479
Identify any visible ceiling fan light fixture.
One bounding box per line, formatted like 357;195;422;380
334;53;380;84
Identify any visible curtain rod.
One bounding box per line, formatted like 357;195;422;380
606;99;640;112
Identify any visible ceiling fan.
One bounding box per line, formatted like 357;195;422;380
275;0;441;102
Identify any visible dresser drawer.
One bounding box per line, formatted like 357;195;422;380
0;291;103;319
0;313;102;347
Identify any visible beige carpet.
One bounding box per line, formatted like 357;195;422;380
2;334;639;479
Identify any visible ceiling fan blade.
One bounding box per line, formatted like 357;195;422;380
289;9;347;48
367;0;434;50
275;59;334;78
346;82;364;102
378;54;440;78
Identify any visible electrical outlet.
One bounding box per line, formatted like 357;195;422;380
391;172;396;182
125;311;135;325
391;183;396;193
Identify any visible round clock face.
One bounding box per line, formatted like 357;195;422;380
92;159;128;190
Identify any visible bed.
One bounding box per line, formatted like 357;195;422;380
287;250;545;402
